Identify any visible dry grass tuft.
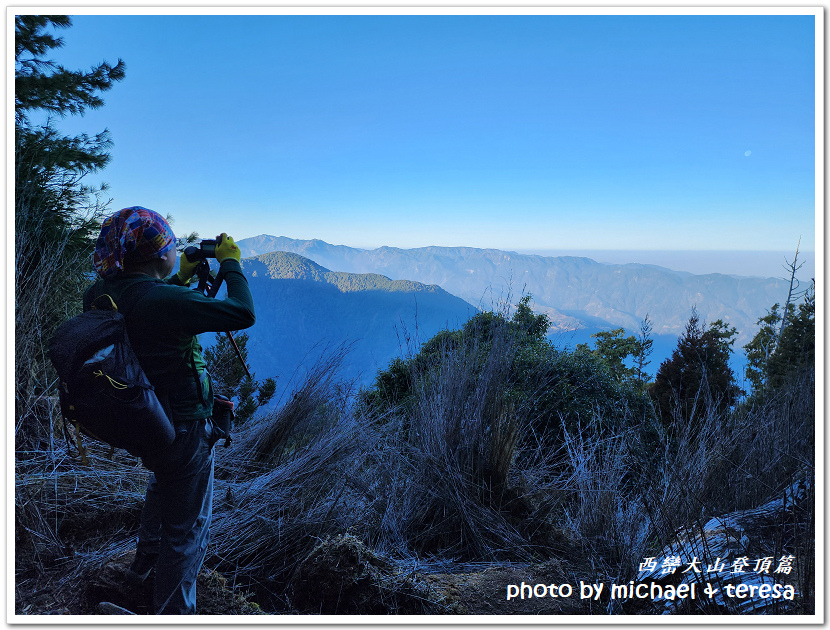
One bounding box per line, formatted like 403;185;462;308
555;366;815;612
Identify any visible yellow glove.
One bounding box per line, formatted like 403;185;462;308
176;250;200;284
215;233;241;263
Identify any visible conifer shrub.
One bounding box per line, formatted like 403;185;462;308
15;15;124;449
649;309;742;429
744;283;815;400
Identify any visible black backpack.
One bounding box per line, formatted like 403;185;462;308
48;282;175;462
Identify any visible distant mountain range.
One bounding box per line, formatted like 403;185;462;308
237;236;790;345
235;252;476;388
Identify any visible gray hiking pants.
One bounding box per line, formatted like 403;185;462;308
138;418;216;614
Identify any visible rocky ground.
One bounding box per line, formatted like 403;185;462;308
15;550;264;616
15;536;607;617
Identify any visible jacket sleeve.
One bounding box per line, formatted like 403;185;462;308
151;260;256;335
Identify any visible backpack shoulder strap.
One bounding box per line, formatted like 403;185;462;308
83;280;105;312
83;278;161;315
116;280;174;417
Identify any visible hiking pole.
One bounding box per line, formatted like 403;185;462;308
225;330;252;379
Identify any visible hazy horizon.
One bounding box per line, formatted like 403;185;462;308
514;248;816;281
239;234;816;282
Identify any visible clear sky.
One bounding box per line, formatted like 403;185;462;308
34;11;818;256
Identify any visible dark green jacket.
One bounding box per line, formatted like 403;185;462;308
83;259;255;422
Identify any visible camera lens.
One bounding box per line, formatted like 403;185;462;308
183;245;203;263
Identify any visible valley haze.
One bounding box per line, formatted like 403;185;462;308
229;235;805;390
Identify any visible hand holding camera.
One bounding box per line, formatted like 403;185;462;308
176;251;200;284
183;233;240;264
181;233;242;297
215;233;241;263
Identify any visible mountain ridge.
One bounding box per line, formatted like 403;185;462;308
240;235;736;280
236;235;790;343
244;251;446;295
230;250;476;388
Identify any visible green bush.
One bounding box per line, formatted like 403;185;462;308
362;295;653;447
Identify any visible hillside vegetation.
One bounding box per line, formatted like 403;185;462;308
17;288;814;615
235;252;476;388
246;251;445;293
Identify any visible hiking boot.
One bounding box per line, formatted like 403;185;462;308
126;551;158;583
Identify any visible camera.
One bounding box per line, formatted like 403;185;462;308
184;239;217;263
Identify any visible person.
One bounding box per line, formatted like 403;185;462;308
83;206;255;614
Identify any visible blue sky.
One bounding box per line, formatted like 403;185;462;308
35;12;817;262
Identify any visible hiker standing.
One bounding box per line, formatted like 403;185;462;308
84;207;255;614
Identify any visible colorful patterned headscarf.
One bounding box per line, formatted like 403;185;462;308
93;207;177;279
